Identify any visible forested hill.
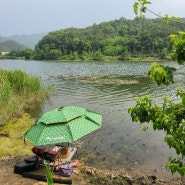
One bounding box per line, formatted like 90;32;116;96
34;17;185;61
0;40;27;52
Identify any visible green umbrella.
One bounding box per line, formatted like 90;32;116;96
24;106;102;146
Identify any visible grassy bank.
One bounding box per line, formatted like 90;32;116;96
0;69;52;126
0;69;53;157
0;113;35;157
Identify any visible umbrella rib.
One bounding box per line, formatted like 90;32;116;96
67;124;75;142
85;116;102;126
44;115;83;125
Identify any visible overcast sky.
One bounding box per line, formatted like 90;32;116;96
1;0;185;37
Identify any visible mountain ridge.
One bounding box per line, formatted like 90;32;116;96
0;32;47;50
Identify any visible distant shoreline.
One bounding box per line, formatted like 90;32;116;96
0;56;172;62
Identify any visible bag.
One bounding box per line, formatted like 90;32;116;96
43;150;57;162
70;160;79;167
24;156;38;164
59;165;73;177
32;147;45;158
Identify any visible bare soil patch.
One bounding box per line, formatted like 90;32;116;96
0;156;184;185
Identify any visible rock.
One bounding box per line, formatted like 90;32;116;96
149;175;157;183
86;168;95;175
110;174;117;179
73;169;79;174
119;174;132;180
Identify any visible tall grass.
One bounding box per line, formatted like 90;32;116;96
1;70;42;94
0;69;51;126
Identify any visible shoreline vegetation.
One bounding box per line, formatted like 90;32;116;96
0;55;172;62
0;69;52;127
0;69;53;157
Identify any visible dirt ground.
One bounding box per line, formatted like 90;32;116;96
0;156;184;185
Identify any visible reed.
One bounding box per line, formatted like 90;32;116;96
5;70;42;94
45;163;54;185
0;78;12;107
0;69;51;126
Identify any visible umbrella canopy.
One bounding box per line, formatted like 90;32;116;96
24;106;102;146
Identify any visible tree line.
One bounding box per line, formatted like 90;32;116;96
6;17;185;61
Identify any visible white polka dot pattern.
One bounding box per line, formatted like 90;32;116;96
24;106;102;145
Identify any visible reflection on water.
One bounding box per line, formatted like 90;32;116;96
0;59;184;178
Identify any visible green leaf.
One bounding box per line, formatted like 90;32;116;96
142;125;148;131
143;0;151;5
169;34;177;39
148;63;176;85
133;2;138;15
179;31;185;35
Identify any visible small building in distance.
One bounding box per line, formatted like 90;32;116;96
0;52;9;56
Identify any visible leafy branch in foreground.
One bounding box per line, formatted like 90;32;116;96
169;31;185;65
133;0;184;25
133;0;185;86
148;62;176;85
133;0;151;17
131;0;185;178
146;31;185;86
128;88;185;176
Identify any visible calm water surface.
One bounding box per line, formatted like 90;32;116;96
1;59;185;178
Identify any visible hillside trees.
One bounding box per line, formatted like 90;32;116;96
129;0;185;177
33;17;185;61
7;48;34;59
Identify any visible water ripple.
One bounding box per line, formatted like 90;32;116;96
1;60;184;177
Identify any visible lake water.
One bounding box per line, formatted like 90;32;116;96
1;59;184;178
